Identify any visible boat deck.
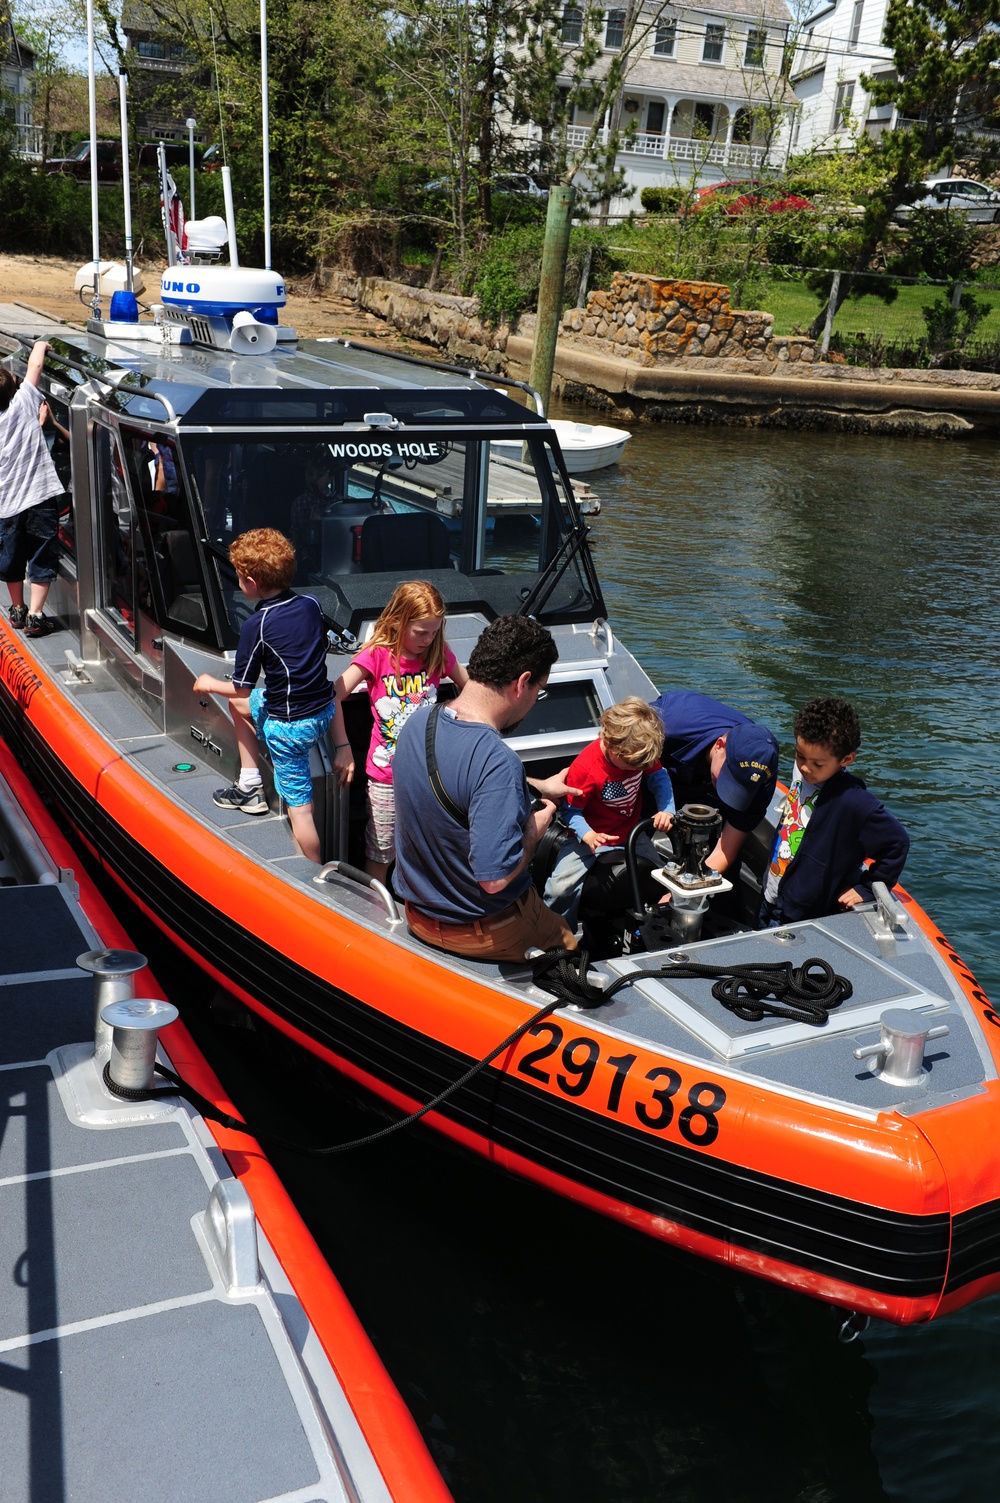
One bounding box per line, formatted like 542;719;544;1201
6;616;994;1123
0;767;400;1503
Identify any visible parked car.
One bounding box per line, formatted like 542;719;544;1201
45;139;202;182
45;140;122;182
420;173;548;200
894;178;1000;224
691;179;815;214
492;173;548;200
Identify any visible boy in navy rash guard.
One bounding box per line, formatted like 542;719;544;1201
193;528;353;863
761;697;909;926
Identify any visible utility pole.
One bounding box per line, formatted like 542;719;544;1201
529;184;576;414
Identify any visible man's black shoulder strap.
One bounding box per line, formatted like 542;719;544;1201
425;702;470;830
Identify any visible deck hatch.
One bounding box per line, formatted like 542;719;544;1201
605;926;948;1060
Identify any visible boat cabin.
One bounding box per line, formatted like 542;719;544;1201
3;321;658;871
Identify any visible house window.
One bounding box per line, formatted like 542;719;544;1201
703;23;725;63
848;1;864;49
561;6;582;44
832;80;854;131
744;28;767;67
654;19;676;56
137;40;165;59
605;8;626;50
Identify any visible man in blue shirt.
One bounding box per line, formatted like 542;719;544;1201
393;614;577;962
650;690;779;876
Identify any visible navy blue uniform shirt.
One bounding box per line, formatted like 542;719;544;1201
651;689;774;833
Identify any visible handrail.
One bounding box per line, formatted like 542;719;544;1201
334;338;547;418
4;330;178;423
314;860;402;924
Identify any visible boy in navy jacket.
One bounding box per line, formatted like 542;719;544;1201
761;698;909;926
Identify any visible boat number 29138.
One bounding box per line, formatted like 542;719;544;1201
514;1023;726;1146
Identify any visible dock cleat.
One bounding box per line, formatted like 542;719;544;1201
212;782;268;815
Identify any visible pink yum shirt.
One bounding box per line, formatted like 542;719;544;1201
352;642;458;783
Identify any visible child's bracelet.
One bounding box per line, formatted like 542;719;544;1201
334;742;350;749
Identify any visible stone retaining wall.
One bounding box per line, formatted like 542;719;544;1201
328;270;505;367
324;268;1000;435
560;272;817;370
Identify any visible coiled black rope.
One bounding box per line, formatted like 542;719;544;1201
530;949;852;1026
102;982;569;1155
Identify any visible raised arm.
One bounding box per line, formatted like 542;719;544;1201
25;340;49;388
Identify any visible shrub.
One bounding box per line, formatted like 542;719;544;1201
640;186;686;214
891;207;976;282
921;290;991;359
0;143;91;256
475;228;544;323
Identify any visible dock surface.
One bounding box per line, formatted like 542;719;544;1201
0;765;405;1503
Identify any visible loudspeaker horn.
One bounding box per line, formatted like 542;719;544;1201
229;309;277;356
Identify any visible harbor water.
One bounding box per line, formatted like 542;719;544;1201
141;410;1000;1503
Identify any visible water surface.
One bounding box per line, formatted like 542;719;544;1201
159;410;1000;1502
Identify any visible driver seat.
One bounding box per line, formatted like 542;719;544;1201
358;512;451;573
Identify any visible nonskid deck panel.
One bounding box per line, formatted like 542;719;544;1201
0;817;397;1501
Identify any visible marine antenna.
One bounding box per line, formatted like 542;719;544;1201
85;0;101;317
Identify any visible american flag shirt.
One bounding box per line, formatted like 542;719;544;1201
564;737;664;845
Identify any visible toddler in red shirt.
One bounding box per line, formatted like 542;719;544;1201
543;697;675;929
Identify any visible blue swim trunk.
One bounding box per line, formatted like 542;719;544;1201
249;686;335;808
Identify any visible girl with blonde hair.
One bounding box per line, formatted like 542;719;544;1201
335;580;467;882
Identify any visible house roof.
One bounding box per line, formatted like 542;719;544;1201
694;0;792;20
2;20;35;66
584;54;797;105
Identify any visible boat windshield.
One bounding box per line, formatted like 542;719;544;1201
181;429;601;646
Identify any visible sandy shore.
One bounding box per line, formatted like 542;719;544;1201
0;252;433;349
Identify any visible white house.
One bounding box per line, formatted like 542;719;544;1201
787;0;898;154
528;1;797;213
1;18;40;160
789;0;1000;157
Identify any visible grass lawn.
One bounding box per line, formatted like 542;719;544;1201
759;279;1000;345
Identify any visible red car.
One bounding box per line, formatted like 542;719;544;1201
692;179;815;214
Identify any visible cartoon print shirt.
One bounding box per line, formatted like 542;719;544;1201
352;642;459;784
763;764;819;904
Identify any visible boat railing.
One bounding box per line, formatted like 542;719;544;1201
1;331;178;424
332;338;547;419
314;859;402;925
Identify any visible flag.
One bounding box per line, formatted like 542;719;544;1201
160;169;189;265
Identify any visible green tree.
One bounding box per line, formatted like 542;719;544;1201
90;0;400;269
808;0;1000;337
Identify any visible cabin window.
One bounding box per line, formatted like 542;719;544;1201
95;426;141;648
118;426;212;640
183;432;600;644
40;388;74;560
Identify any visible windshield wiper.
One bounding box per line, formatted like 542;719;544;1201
517;522;591;619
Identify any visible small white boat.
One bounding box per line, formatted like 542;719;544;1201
493;418;631;473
